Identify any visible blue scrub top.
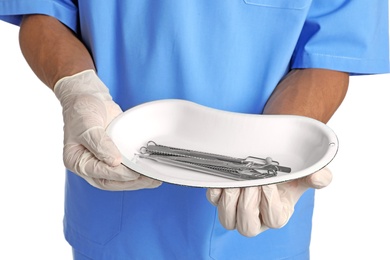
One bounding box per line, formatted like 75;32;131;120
1;1;389;259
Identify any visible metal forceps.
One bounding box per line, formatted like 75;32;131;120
138;141;291;181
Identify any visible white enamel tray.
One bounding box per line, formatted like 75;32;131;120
106;99;338;188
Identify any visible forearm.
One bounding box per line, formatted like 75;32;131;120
19;15;95;89
263;69;349;123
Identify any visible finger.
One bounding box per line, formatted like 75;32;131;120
301;167;333;189
218;188;241;230
206;188;223;206
64;144;140;181
91;176;162;191
260;184;292;229
236;187;262;237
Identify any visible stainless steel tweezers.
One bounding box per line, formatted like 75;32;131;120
138;141;291;181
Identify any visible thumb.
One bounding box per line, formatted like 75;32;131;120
79;126;123;167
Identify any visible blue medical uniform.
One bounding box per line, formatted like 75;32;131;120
1;1;389;259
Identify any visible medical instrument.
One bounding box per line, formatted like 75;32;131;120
138;141;291;181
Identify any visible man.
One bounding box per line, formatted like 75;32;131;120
1;1;388;259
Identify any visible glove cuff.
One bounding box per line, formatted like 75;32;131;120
54;69;111;101
53;69;95;90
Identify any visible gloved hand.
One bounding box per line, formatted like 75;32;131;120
54;69;162;191
207;168;332;237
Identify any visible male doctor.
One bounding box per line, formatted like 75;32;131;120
0;1;389;259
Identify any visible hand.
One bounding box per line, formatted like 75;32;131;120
207;168;332;237
54;70;162;191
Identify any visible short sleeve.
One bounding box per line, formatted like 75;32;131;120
0;0;78;32
292;0;390;74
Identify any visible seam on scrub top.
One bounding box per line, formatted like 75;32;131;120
308;52;389;62
208;206;218;260
242;0;310;10
309;52;363;61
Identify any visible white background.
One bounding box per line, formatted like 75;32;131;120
1;17;389;259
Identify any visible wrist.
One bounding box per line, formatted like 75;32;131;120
54;69;110;102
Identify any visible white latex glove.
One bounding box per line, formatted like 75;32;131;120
54;70;162;191
207;168;332;237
